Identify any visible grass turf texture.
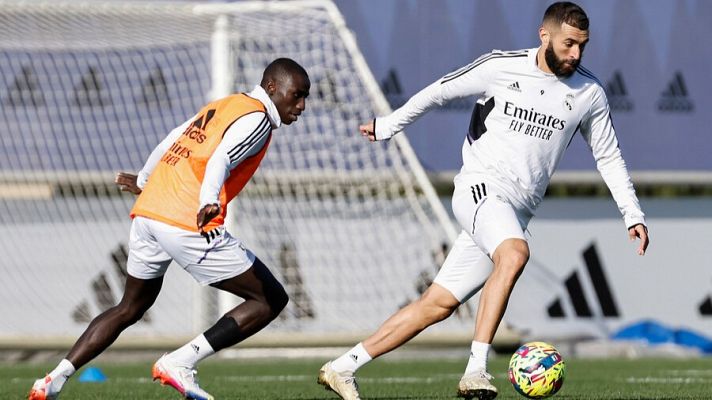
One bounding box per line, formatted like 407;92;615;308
3;356;712;399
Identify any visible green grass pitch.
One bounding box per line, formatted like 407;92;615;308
3;356;712;399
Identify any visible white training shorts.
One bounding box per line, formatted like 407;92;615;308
433;175;529;302
127;216;255;286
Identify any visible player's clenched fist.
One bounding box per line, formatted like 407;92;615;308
359;120;376;142
197;203;221;233
115;172;141;195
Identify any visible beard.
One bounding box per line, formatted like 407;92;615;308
545;42;580;78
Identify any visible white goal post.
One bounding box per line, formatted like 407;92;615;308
0;0;472;349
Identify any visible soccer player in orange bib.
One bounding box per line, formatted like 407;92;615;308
29;58;310;400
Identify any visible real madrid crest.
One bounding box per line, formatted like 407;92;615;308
564;93;575;111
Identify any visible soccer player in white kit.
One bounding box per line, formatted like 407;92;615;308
318;2;649;399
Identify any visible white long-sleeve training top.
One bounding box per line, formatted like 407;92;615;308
374;48;645;229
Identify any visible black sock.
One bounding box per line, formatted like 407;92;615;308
203;316;245;351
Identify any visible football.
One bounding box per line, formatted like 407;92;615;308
508;341;566;398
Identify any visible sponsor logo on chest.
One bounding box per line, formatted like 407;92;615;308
504;99;567;141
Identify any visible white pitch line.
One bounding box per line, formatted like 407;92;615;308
666;369;712;376
623;369;712;384
624;377;712;384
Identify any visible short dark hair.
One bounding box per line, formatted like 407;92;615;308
543;2;589;30
261;58;308;86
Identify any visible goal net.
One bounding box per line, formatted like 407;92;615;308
0;0;464;347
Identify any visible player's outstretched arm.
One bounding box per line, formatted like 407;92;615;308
359;120;376;142
115;172;142;195
628;223;649;256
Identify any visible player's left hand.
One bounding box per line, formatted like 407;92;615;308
628;223;649;256
197;203;221;233
115;172;142;195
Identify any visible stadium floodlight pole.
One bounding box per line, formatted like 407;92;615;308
194;0;459;245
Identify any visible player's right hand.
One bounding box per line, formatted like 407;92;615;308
628;223;649;256
197;203;221;233
115;172;142;195
359;119;376;142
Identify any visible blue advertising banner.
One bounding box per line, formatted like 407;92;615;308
334;0;712;172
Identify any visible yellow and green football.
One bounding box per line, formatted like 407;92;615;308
508;341;566;398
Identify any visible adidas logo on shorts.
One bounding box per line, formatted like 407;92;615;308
470;183;487;204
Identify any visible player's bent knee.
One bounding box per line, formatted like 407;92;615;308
268;287;289;317
494;240;529;268
491;240;529;287
430;304;456;322
419;286;459;322
506;250;529;272
254;283;289;320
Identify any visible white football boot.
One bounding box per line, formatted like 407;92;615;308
457;370;498;399
317;361;361;400
28;374;66;400
152;354;214;400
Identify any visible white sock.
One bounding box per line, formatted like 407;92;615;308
331;343;373;374
49;359;75;379
167;334;215;368
464;341;490;374
46;359;75;389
